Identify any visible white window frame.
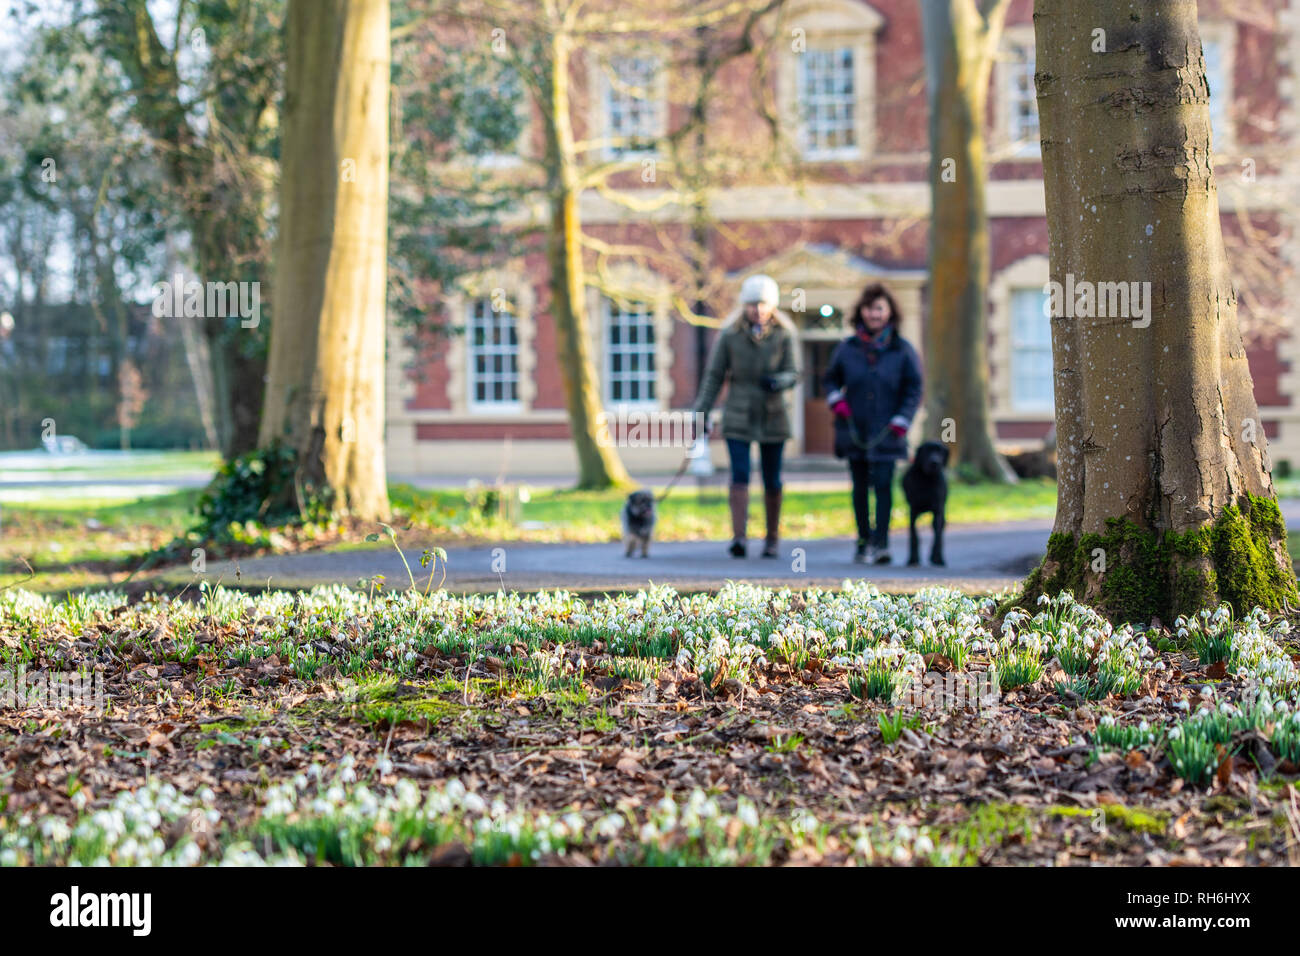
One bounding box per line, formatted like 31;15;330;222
774;0;882;164
797;45;859;160
1008;287;1054;414
1001;36;1040;157
1199;21;1237;156
465;295;522;412
603;298;658;408
600;53;664;160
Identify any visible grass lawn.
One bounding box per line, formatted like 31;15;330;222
389;476;1061;544
0;490;201;568
0;449;218;482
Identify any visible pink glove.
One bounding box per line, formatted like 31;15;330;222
831;400;851;419
889;423;907;438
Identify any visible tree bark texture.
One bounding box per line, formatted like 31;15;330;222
259;0;390;521
1027;0;1296;619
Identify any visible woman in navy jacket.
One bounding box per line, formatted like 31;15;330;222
823;283;923;564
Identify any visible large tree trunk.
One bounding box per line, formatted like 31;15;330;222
1026;0;1296;620
543;30;632;490
920;0;1015;482
258;0;390;521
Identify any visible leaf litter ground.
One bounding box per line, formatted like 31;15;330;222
2;582;1299;866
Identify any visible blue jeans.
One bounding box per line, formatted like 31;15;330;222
849;458;894;548
726;439;784;492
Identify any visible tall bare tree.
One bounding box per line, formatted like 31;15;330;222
1025;0;1296;619
431;0;784;489
258;0;391;521
920;0;1016;481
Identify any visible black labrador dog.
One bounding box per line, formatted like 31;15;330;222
901;440;949;566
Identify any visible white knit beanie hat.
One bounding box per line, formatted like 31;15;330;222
739;273;780;307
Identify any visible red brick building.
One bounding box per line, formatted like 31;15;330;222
388;0;1300;477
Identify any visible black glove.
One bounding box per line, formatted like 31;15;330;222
760;374;779;393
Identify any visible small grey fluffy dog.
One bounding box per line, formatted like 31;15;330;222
621;489;657;557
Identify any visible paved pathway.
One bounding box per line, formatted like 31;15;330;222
194;499;1300;595
199;518;1054;594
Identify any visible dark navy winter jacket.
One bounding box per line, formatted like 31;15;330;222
822;328;923;461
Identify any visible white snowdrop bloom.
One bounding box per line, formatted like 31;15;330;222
463;792;487;814
595;814;625;838
914;833;935;856
446;778;466;802
738;803;760;828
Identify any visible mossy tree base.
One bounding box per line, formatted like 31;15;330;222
1019;494;1298;623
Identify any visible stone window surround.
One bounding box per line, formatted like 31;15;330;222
994;20;1236;160
993;25;1040;160
588;45;669;162
442;269;538;417
989;253;1053;422
775;0;884;163
584;264;677;412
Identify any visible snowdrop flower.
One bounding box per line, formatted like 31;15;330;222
737;802;759;828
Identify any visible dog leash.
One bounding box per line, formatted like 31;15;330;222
845;419;895;453
655;451;694;504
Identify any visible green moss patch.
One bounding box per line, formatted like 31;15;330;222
1021;494;1298;622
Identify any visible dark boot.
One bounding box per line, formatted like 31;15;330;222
728;484;748;557
762;489;782;558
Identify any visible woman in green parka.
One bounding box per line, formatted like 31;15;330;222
692;274;800;558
